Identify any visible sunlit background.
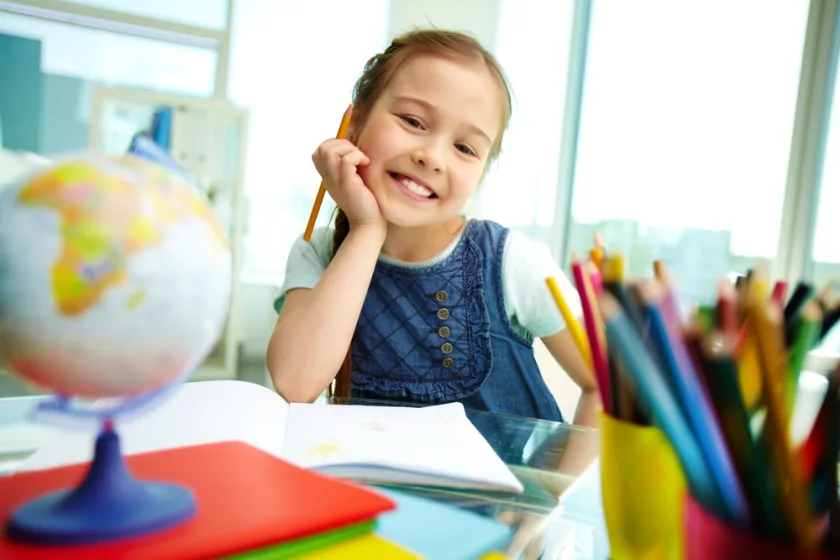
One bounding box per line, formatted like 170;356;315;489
1;0;839;402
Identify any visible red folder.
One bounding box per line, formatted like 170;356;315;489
0;441;396;559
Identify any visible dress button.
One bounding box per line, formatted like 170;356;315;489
435;290;448;303
442;357;454;368
437;308;450;320
438;326;451;338
441;342;453;354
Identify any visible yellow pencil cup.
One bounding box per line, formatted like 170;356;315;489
599;411;687;560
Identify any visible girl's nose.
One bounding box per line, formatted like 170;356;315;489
411;144;445;173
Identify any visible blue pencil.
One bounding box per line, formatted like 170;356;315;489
599;294;727;517
641;287;751;526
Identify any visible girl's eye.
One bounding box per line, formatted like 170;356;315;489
456;144;477;157
401;116;424;129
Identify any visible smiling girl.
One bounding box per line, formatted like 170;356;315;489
267;29;599;429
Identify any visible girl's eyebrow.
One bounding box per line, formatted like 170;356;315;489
393;95;492;143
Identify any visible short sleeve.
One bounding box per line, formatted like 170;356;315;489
273;227;334;313
502;230;583;338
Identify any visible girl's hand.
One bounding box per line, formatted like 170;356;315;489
311;138;385;231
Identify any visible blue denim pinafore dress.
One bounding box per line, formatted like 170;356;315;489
350;220;565;424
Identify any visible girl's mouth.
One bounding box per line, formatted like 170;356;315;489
388;172;438;200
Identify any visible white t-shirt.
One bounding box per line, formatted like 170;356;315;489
275;222;583;339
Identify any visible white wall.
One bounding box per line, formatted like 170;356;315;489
387;0;501;47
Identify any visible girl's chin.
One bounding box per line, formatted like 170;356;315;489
380;209;424;228
374;189;465;228
380;206;463;230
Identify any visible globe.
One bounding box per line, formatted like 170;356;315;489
0;154;233;399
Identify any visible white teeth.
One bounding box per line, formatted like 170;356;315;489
399;176;433;198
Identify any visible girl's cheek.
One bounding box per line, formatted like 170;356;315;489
357;165;372;185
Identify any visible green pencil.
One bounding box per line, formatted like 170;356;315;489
786;302;821;418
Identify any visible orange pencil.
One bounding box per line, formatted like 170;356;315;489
589;248;604;271
590;233;605;271
303;105;353;242
749;295;814;546
653;259;665;281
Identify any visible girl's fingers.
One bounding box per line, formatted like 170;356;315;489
341;149;370;168
339;151;367;188
311;139;357;168
312;138;358;158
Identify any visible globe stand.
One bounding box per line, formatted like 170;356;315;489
5;422;196;545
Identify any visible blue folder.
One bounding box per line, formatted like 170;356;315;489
375;489;513;560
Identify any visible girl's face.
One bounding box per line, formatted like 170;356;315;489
355;55;504;228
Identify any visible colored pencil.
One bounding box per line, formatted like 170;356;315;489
737;277;768;412
784;281;813;347
597;260;840;550
693;333;783;536
589;265;603;296
599;254;637;422
571;257;612;412
603;257;648;334
771;281;789;312
545;277;592;372
786;302;821;417
589;248;604;271
650;259;685;328
716;278;739;342
748;294;814;547
599;294;725;515
303;105;353;242
798;362;839;481
653;259;665;280
784;281;813;324
638;282;750;526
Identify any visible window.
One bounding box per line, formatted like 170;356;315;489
60;0;229;30
478;0;575;246
228;0;389;280
0;13;217;158
0;13;217;98
567;0;809;308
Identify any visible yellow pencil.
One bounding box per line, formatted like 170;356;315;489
602;254;625;284
738;273;772;410
303;105;353;242
546;276;593;371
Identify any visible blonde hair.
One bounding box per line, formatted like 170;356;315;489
331;29;513;399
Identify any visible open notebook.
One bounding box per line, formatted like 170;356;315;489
19;380;524;493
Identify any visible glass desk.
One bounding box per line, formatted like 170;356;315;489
329;397;608;559
0;392;608;559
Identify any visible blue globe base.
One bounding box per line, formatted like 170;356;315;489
5;428;196;545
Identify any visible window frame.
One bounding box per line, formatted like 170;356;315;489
0;0;231;98
775;0;840;288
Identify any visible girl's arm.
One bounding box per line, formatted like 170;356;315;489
266;225;385;403
539;328;600;476
541;327;599;428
